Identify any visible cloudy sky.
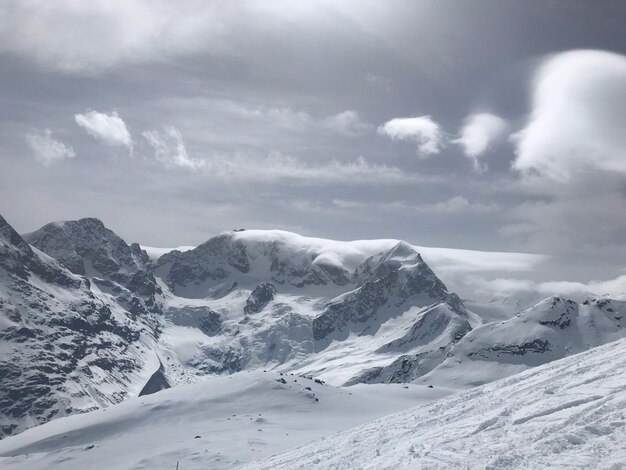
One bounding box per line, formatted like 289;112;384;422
1;0;625;289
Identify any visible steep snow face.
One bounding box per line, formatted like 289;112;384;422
0;216;161;438
0;371;449;470
245;338;626;470
418;295;626;389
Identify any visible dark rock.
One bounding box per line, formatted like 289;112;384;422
244;283;277;315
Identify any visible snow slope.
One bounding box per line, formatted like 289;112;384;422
0;371;449;470
245;337;626;470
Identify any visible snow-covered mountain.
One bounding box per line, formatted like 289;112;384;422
153;230;479;386
23;218;162;312
417;295;626;389
2;217;474;438
2;213;626;452
0;216;160;438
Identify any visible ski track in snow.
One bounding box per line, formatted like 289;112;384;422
243;337;626;470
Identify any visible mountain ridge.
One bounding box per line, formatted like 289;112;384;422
2;214;625;444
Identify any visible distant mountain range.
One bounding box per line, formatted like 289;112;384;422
1;214;625;439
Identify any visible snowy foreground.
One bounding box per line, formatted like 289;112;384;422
2;340;625;469
0;371;448;470
245;337;626;470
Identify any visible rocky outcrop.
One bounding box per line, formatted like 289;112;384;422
158;234;250;294
244;282;277;315
313;242;453;346
23;218;148;281
24;218;162;315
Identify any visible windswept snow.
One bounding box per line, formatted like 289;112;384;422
0;371;448;470
244;337;626;470
228;229;546;275
140;245;195;261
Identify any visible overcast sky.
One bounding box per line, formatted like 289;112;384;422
1;0;625;287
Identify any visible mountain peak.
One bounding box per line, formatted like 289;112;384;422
0;214;31;254
23;217;148;281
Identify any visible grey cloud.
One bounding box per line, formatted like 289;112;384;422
25;129;76;166
1;1;626;288
500;50;626;264
142;126;203;170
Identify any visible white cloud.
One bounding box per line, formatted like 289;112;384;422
212;100;370;135
25;129;76;166
75;110;132;149
202;153;421;184
377;115;444;156
452;272;626;307
455;113;507;172
332;196;499;215
503;50;626;258
140;126;423;184
513;49;626;182
142;126;204;171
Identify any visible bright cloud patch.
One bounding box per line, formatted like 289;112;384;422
75;110;132;149
322;110;370;136
25;129;76;166
200;153;421;184
332;196;499;215
0;0;225;72
513;49;626;181
378;116;444;157
455;113;507;172
142;126;204;171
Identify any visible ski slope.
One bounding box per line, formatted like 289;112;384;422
0;371;449;470
245;337;626;469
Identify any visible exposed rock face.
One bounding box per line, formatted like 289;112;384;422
244;282;277;315
24;217;162;314
157;234;353;296
138;361;170;397
343;300;473;385
0;216;82;289
23;218;149;281
166;307;222;336
158;234;250;294
313;242;455;345
0;215;160;439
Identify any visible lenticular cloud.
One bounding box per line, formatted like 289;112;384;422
513;49;626;181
